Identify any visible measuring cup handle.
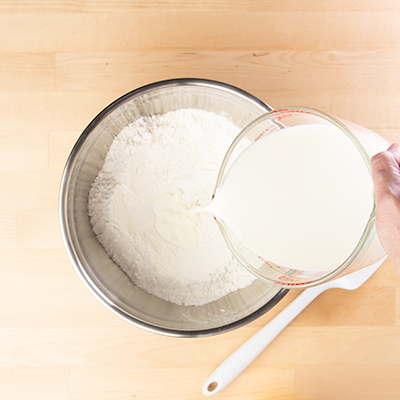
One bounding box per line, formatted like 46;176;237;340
202;286;325;396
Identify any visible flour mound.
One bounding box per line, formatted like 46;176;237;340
88;108;255;306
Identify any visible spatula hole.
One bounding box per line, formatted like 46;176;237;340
207;381;218;392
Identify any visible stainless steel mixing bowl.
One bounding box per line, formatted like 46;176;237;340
59;78;288;337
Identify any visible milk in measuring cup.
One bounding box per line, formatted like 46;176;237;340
208;123;374;272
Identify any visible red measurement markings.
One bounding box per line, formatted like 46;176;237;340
254;125;276;141
255;132;265;141
259;256;288;272
269;108;312;116
259;257;312;286
258;256;276;269
275;279;312;287
270;108;312;122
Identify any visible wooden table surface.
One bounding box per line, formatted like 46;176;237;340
2;1;400;399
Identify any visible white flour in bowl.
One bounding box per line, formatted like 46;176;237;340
88;108;255;306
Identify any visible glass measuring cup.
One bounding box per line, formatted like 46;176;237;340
213;107;389;288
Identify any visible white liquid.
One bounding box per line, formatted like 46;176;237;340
153;190;199;248
209;124;374;272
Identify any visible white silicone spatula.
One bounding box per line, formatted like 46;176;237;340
203;258;386;396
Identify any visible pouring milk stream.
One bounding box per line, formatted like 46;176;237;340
154;108;389;287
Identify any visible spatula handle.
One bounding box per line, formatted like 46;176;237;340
202;286;325;396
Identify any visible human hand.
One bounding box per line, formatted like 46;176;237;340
371;143;400;274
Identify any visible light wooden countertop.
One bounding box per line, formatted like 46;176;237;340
2;1;400;399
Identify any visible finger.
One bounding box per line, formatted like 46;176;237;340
387;143;399;151
371;145;400;179
371;144;400;199
386;143;400;166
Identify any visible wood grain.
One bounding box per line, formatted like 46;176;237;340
1;1;400;399
1;12;400;53
296;365;400;400
0;131;48;170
